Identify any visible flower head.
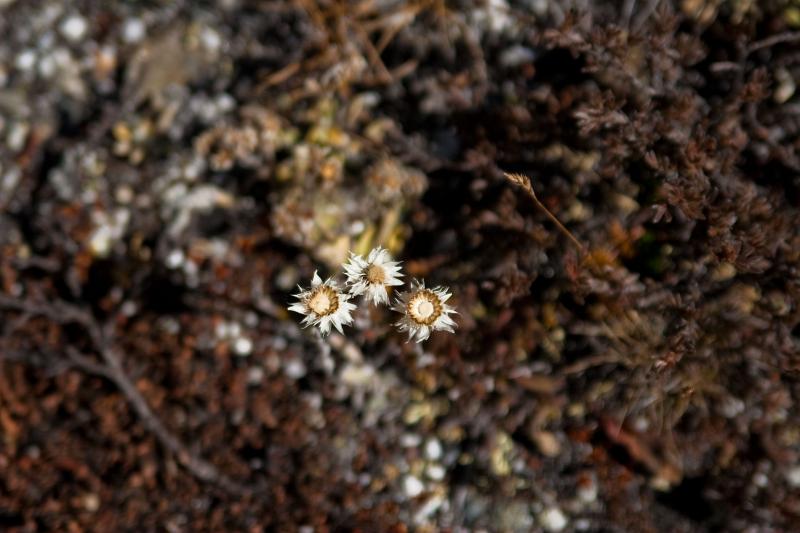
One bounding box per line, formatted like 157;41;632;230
393;279;457;342
343;246;404;306
288;271;356;335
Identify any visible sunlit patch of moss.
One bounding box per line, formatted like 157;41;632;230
785;5;800;27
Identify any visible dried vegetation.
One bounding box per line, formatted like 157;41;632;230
0;0;799;531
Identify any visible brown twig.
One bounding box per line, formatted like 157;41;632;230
747;31;800;56
560;353;627;375
503;172;588;256
348;18;393;84
0;295;254;497
631;0;661;34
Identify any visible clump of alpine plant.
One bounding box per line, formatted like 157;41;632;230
393;279;457;343
289;271;356;335
343;246;403;306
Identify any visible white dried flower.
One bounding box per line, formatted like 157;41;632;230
289;271;355;335
393;279;457;342
343;246;404;305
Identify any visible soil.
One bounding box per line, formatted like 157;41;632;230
1;1;799;532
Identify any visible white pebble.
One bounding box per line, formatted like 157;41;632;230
244;311;258;327
530;0;549;16
540;507;568;532
89;226;114;257
38;54;57;78
216;93;236;112
500;45;536;68
403;475;424;498
340;363;375;386
272;336;288;351
786;466;800;488
7;122;29;152
753;472;769;488
200;27;222;52
182;260;199;286
120;301;138;317
285;359;306;379
233;337;253;356
159;317;180;335
2;167;20;193
425;464;445;481
578;481;598;504
720;397;745;418
122;18;146;43
215;321;229;339
15;49;37;71
166;249;185;269
115;185;134;204
60;15;88;41
82;493;100;512
183;157;205;180
424;439;442;460
246;366;264;385
400;433;422;447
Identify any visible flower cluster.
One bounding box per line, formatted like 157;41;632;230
289;246;457;342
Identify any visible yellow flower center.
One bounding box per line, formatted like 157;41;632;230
366;264;386;284
407;290;442;326
307;286;339;316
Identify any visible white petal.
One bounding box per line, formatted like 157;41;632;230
435;315;456;333
288;303;306;314
375;248;390;265
386;275;404;287
343;254;365;274
349;280;368;296
311;271;322;287
416;326;431;342
319;316;331;334
393;296;407;313
367;247;381;263
367;284;389;305
435;289;452;302
386;263;403;275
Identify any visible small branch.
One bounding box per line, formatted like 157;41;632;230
560;353;627;376
747;31;800;56
0;294;254;497
621;0;636;30
631;0;661;34
504;172;588;256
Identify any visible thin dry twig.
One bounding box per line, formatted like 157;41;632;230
348;18;393;84
631;0;661;34
0;294;254;497
621;0;636;30
560;353;628;376
503;172;587;255
747;31;800;55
